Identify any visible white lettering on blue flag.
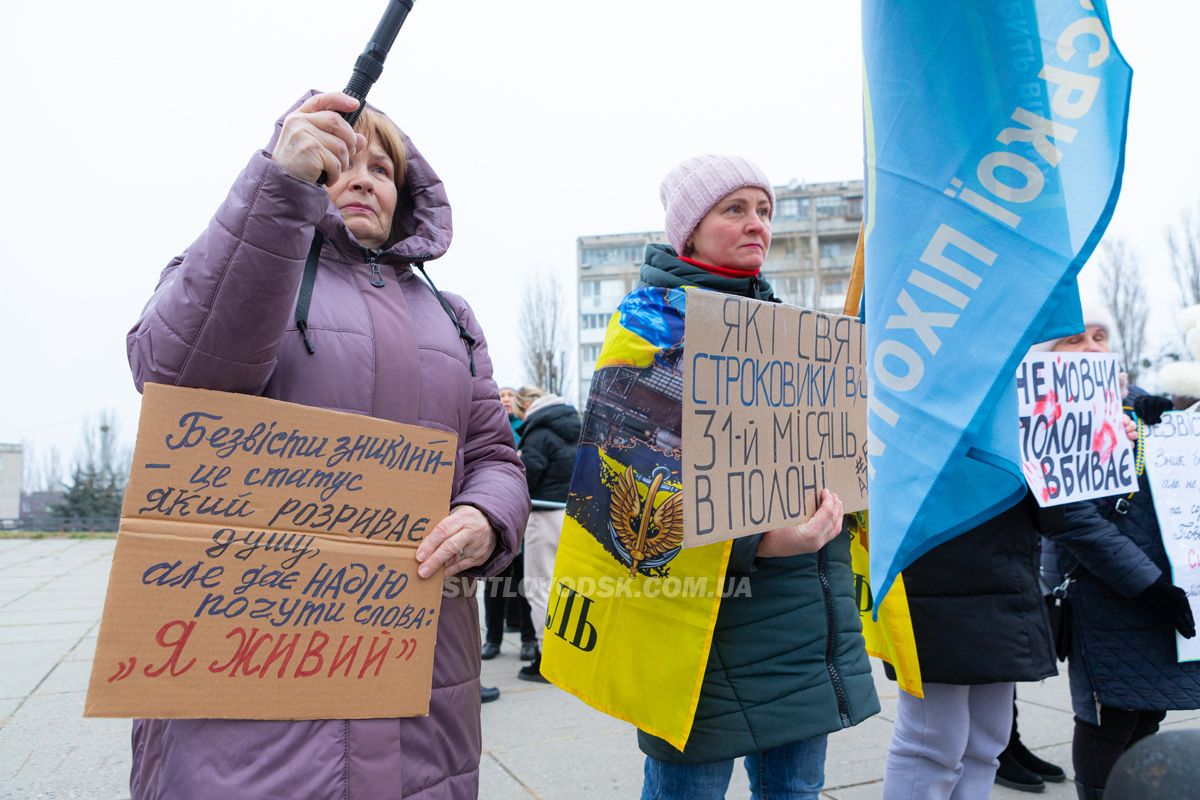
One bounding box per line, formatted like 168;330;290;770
862;0;1131;608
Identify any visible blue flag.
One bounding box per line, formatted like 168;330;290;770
862;1;1131;606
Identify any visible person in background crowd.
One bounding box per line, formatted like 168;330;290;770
1039;309;1199;800
513;385;542;425
1158;304;1200;411
125;90;530;799
631;155;878;800
502;386;533;633
995;698;1066;791
881;448;1059;793
514;386;581;683
500;386;524;444
480;388;539;672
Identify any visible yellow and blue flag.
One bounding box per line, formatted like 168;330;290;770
862;1;1132;604
849;513;922;697
541;287;731;749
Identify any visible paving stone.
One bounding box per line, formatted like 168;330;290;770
478;750;538;800
825;717;894;789
0;578;51;596
0;608;105;626
0;689;132;799
35;659;96;696
823;780;884;799
3;595;106;613
0;642;70;698
0;621;94;645
64;635;100;664
0;697;22;722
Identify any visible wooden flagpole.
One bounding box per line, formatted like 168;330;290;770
843;222;866;318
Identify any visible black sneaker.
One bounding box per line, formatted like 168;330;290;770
519;641;538;661
480;685;501;703
1011;741;1066;783
518;655;549;684
481;641;501;660
995;750;1046;793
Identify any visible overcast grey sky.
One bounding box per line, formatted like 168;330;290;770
2;1;1196;470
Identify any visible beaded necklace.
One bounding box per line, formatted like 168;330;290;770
1120;406;1147;508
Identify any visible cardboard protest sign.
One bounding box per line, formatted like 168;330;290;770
1016;352;1135;507
85;384;455;719
1144;412;1200;663
682;290;868;546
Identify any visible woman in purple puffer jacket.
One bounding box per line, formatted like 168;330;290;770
126;90;530;800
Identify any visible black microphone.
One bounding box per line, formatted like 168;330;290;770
318;0;416;184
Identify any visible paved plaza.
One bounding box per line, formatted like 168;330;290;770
2;538;1197;799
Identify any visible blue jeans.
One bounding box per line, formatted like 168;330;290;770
641;735;828;800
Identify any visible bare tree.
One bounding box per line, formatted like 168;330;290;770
21;442;64;493
519;272;569;396
75;409;130;483
1098;239;1149;383
1166;205;1200;307
55;410;132;526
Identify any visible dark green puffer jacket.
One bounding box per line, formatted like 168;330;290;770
636;244;880;763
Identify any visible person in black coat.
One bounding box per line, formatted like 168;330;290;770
480;387;538;666
1036;312;1198;799
882;494;1059;799
514;390;582;682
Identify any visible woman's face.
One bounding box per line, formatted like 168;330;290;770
1052;324;1110;353
326;141;398;250
499;389;516;414
688;187;772;270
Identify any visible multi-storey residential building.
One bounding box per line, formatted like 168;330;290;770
575;179;863;405
0;443;22;523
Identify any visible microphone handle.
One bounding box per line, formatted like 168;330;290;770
316;0;415;184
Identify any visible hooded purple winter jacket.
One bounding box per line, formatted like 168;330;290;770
125;92;530;800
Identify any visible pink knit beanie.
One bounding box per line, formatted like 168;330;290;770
659;155;775;255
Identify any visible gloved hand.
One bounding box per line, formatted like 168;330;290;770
1139;578;1197;638
1129;394;1174;426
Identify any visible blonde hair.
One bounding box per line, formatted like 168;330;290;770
514;385;545;419
354;108;409;245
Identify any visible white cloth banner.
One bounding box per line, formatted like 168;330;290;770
1144;411;1200;663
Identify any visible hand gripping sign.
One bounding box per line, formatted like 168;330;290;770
1016;351;1135;507
682;289;868;546
85;384;455;719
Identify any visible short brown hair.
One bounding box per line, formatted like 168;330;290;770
354;108;409;245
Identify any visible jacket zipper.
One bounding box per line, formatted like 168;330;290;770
366;249;385;287
366;249;438;288
818;547;852;727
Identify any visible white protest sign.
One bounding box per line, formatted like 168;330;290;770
1016;351;1136;506
1144;411;1200;663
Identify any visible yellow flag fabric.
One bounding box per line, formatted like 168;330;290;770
541;287;730;749
848;512;923;697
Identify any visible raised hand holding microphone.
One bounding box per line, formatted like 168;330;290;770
273;92;367;185
308;0;415;185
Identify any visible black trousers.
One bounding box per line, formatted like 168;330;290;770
1073;706;1166;788
483;552;535;645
